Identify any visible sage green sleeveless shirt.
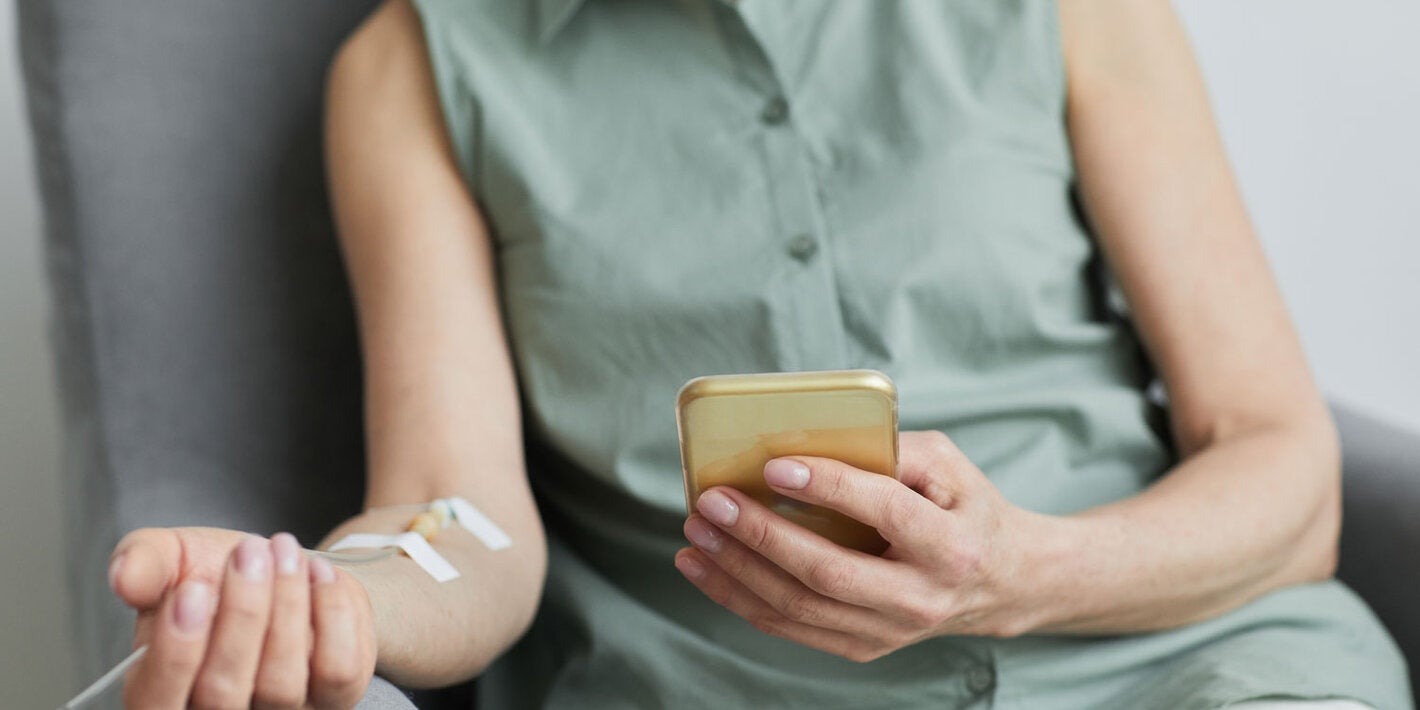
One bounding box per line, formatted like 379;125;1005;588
407;0;1411;706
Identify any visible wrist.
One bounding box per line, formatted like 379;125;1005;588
999;508;1091;636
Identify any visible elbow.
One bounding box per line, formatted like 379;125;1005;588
1305;473;1342;583
464;529;549;678
1298;502;1340;584
1310;539;1340;583
1222;403;1342;588
506;533;550;650
1296;407;1343;583
379;532;549;690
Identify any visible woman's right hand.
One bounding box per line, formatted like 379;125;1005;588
108;527;377;709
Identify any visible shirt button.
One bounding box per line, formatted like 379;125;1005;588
965;665;995;695
787;234;818;261
760;96;790;125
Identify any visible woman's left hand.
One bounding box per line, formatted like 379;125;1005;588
676;430;1051;662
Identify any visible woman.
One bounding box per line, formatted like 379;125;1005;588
106;0;1411;707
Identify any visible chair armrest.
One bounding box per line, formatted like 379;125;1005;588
1333;404;1420;681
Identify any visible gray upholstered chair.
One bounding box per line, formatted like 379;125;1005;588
18;1;1418;707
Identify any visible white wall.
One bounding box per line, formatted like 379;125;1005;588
0;2;1415;708
0;0;71;707
1177;0;1420;431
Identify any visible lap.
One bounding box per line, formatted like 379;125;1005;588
1231;702;1374;709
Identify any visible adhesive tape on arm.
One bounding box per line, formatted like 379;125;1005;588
446;496;513;550
329;532;460;582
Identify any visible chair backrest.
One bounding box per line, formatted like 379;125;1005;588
1335;405;1420;695
23;1;1417;703
19;0;378;680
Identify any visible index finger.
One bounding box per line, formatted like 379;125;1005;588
763;456;943;546
122;580;215;710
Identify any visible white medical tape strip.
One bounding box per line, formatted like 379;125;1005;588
446;496;513;550
329;532;460;582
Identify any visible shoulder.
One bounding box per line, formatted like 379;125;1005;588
1057;0;1198;96
328;0;530;99
328;0;428;100
325;0;454;170
1057;0;1178;39
325;0;463;147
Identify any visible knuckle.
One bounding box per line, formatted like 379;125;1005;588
701;577;732;606
779;590;824;624
252;686;306;709
884;626;921;649
947;542;984;581
271;578;310;606
901;597;948;628
742;515;777;551
716;546;752;580
190;673;248;710
313;653;363;691
927;431;959;461
805;558;856;598
823;466;854;503
223;594;270;624
924;429;953;449
748;612;788;639
844;644;887;664
153;647;201;679
881;489;924;538
254;667;308;708
989;617;1028;639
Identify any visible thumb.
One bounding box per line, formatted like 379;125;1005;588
109;528;182;611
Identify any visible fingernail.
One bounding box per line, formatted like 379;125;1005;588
271;533;301;576
765;459;811;490
173;581;213;634
310;555;336;584
696;490;739;527
684;518;723;553
234;536;271;582
675;554;705;580
107;554;124;593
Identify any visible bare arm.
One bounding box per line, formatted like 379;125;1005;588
323;0;545;684
1027;0;1340;632
109;3;543;702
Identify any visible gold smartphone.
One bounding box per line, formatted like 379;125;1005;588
676;369;899;554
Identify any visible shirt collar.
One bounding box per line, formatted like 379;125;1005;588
536;0;746;45
535;0;586;44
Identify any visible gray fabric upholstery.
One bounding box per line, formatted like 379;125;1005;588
17;0;1419;707
17;0;378;693
359;677;421;710
1335;404;1420;695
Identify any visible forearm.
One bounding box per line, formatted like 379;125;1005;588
318;500;547;688
1019;414;1339;634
